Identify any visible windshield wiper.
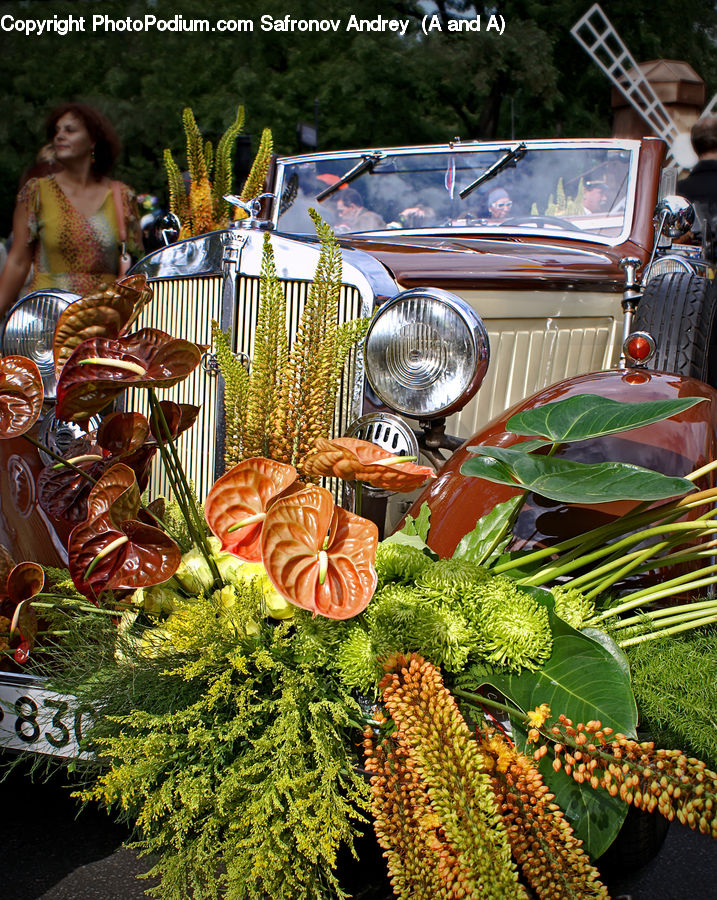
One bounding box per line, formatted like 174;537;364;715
315;151;387;202
459;142;527;200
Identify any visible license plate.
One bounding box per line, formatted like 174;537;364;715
0;673;90;758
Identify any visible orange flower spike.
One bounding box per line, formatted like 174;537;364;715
304;437;436;493
204;458;298;563
261;484;378;619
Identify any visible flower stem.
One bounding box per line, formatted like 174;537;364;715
590;563;717;621
520;521;717;587
22;433;98;485
147;389;221;584
618;614;717;647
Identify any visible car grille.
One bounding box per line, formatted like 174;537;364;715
130;274;364;503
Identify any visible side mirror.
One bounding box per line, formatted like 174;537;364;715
157;212;181;246
654;195;695;238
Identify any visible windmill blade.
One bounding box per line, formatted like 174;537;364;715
571;3;678;163
699;93;717;119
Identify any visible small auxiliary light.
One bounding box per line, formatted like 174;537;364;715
622;331;656;366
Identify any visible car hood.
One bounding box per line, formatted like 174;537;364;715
339;233;643;291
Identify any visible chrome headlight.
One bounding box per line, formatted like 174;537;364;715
364;288;489;418
1;289;79;399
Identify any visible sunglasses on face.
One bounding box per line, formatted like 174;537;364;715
492;201;512;209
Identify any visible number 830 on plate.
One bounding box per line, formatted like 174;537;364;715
0;673;91;758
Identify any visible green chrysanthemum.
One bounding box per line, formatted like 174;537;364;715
413;558;491;606
367;583;476;672
374;542;433;588
476;578;552;672
292;608;348;667
552;585;595;630
336;626;382;692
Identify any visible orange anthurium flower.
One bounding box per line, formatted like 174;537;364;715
205;458;299;562
0;357;44;439
304;437;436;492
261;484;378;620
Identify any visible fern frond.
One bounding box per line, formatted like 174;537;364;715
244;235;289;459
204;139;214;180
163;148;190;234
236;128;273;220
213;106;245;224
182;107;208;186
211;321;249;467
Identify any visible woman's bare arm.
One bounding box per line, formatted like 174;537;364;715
0;199;33;318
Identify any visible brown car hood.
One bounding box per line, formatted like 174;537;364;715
340;233;647;292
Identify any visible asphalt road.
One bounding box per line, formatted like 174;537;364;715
2;760;717;900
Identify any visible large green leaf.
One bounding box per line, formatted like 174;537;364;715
385;502;438;554
506;394;705;443
461;446;695;503
452;495;523;564
483;611;637;857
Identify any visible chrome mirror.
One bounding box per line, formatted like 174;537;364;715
157;212;181;246
654;195;695;238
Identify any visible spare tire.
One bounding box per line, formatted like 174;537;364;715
634;272;717;385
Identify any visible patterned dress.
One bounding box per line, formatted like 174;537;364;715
17;174;143;296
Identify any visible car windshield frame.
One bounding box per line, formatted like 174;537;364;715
272;139;641;247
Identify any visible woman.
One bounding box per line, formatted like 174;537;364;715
0;102;142;318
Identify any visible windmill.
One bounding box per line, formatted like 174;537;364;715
571;3;717;170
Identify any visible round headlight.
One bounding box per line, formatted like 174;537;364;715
364;288;489;418
1;289;79;399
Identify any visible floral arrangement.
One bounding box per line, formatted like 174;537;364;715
1;223;717;899
164;105;273;238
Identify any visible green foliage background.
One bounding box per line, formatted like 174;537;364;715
1;0;717;235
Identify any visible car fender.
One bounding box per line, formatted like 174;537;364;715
404;369;717;558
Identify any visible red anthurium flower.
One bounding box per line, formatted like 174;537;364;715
55;328;201;423
68;518;181;600
37;436;107;522
205;458;299;562
304;437;436;492
37;401;192;523
67;464;179;601
4;562;44;665
261;485;378;620
53;273;151;377
0;356;44;438
85;463;142;528
149;401;200;443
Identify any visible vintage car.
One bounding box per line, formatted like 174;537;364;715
3;135;714;545
1;135;716;758
1;136;715;540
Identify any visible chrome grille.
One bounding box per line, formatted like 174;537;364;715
131;274;364;504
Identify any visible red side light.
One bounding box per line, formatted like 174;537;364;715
622;331;656;366
627;335;651;360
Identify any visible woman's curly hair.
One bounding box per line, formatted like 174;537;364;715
45;102;121;176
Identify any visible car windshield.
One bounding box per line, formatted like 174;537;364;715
274;142;637;245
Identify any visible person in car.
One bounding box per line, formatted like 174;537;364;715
487;188;513;221
0;102;142;319
335;188;385;232
582;179;609;214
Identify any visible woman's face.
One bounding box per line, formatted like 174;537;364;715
52;113;94;164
